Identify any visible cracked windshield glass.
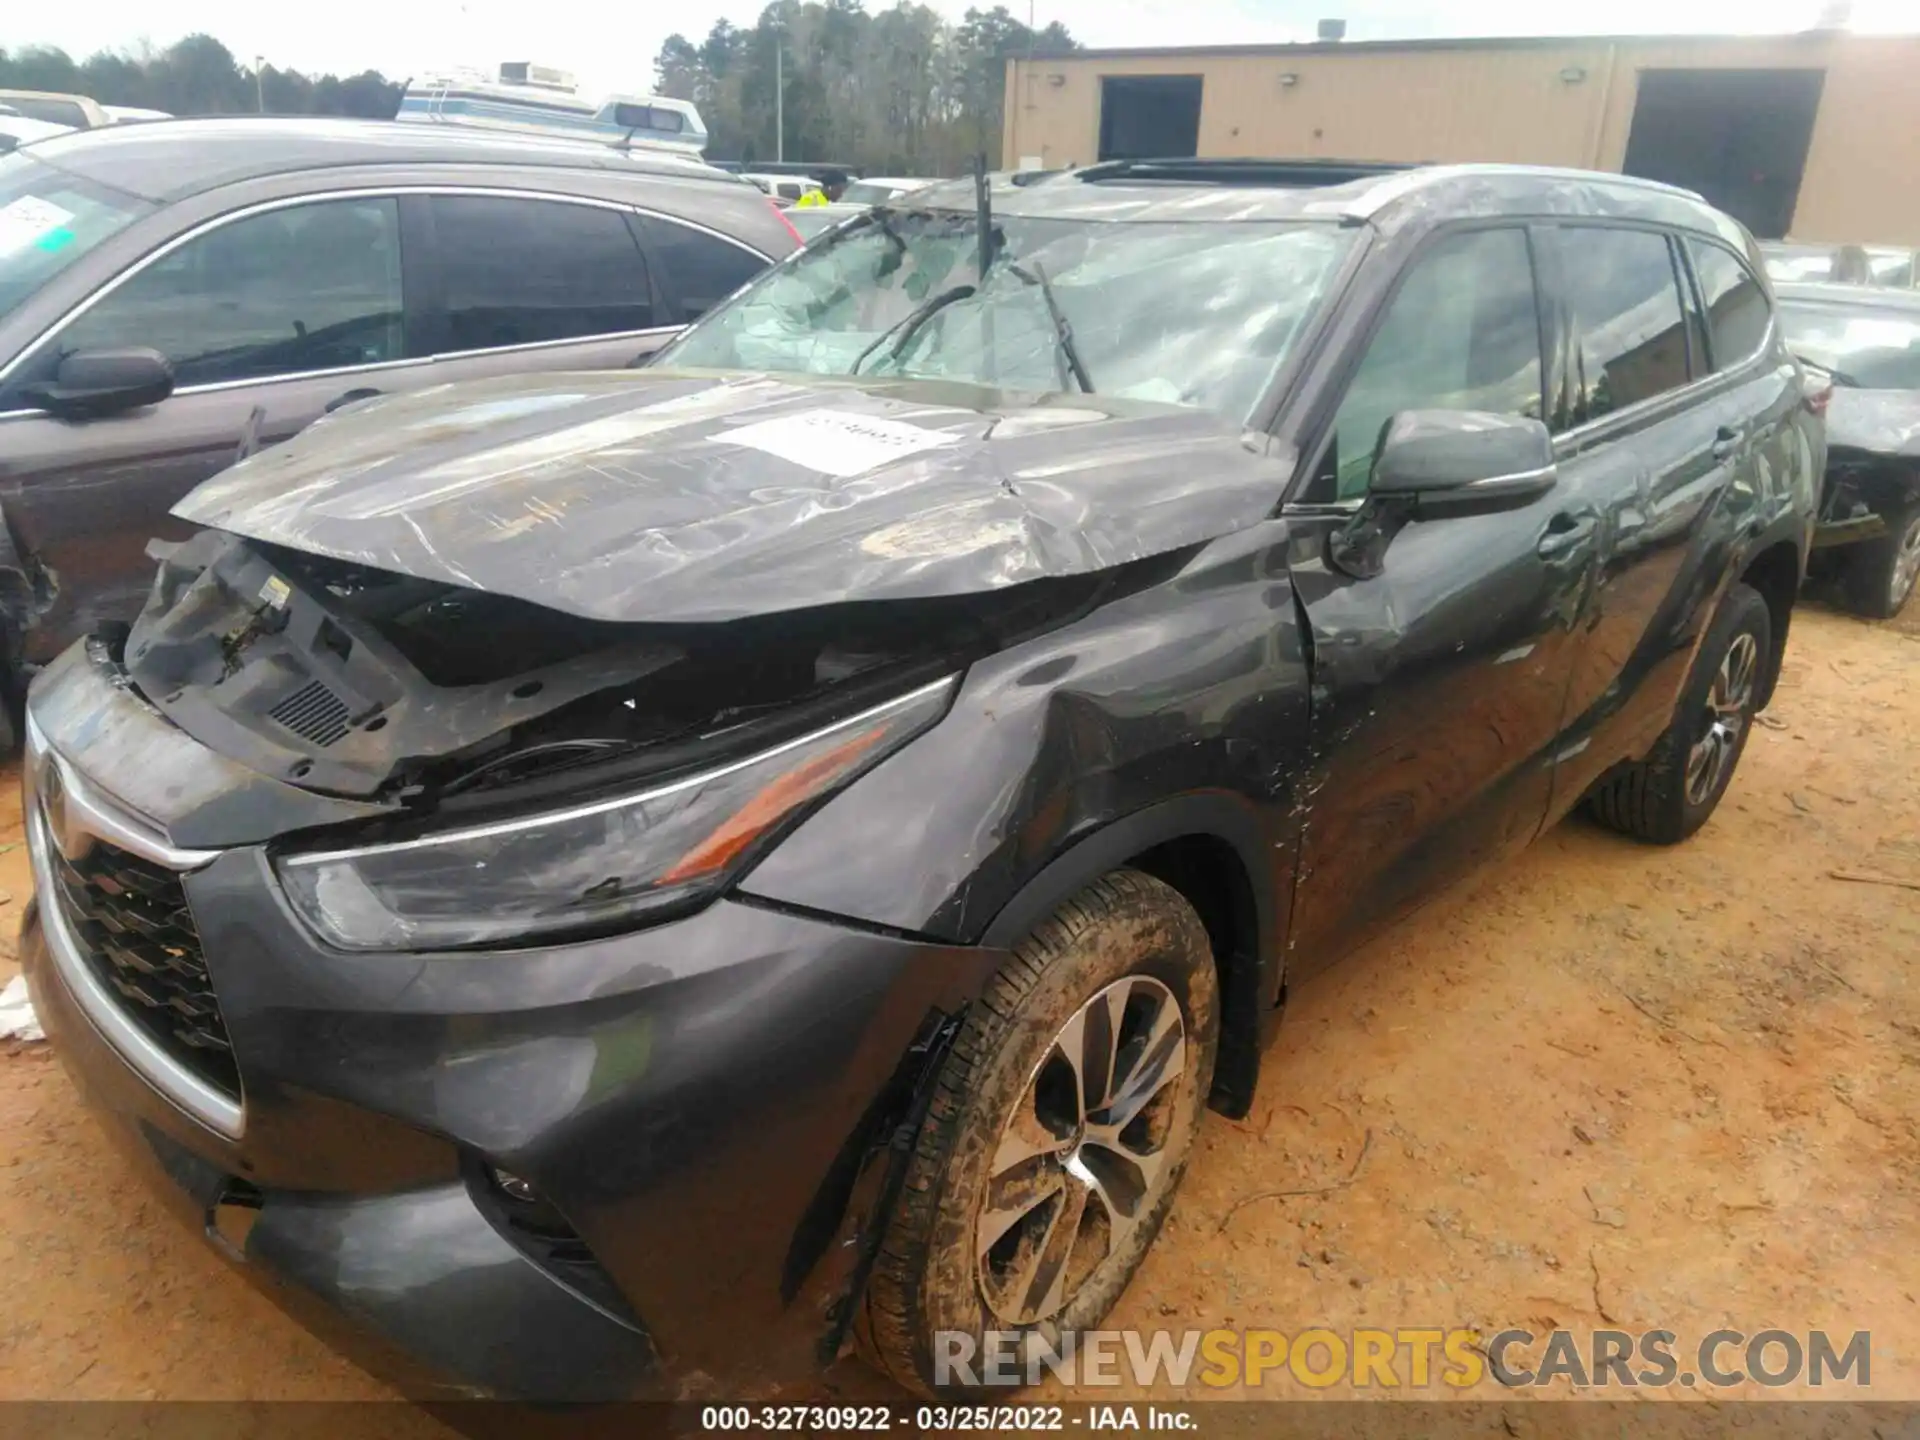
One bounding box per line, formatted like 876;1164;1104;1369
665;209;1354;421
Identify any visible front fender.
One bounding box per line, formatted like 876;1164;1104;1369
740;521;1314;1111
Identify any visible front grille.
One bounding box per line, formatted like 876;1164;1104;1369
268;680;351;746
49;840;241;1102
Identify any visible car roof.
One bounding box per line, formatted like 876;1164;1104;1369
16;115;746;202
1764;240;1916;255
901;159;1748;248
1775;282;1920;312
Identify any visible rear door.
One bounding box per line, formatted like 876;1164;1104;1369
1281;224;1601;973
0;193;418;663
1536;224;1797;814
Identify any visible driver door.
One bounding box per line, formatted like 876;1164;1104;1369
0;195;417;664
1281;224;1602;976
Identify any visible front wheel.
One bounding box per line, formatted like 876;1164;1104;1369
1586;582;1772;845
860;870;1219;1398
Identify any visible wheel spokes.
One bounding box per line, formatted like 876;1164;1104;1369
1005;1174;1090;1322
1119;993;1184;1108
977;1155;1065;1259
975;972;1190;1326
1049;1007;1093;1127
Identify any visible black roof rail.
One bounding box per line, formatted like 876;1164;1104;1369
1073;156;1423;187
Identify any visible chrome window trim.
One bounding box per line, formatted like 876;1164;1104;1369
0;183;774;412
22;714;241;1140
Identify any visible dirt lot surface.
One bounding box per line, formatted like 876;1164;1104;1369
1;602;1915;1421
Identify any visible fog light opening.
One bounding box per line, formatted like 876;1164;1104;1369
207;1178;264;1261
484;1164;584;1249
472;1159;642;1329
491;1167;538;1204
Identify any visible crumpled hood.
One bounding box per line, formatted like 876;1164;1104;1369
173;370;1289;623
1826;388;1920;458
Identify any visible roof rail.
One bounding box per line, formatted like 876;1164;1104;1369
1073;156;1422;187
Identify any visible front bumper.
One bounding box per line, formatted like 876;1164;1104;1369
21;643;1003;1400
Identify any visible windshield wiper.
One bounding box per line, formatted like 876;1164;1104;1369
851;282;976;375
1007;259;1095;393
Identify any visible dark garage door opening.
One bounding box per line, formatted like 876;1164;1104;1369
1099;75;1204;162
1622;68;1825;240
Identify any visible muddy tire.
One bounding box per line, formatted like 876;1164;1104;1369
860;870;1219;1398
1586;582;1772;845
1839;503;1920;620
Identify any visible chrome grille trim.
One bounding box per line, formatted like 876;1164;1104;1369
24;714;244;1139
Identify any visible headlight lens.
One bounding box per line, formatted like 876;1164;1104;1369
276;677;956;951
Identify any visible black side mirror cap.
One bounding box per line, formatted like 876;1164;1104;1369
22;347;174;420
1369;409;1557;518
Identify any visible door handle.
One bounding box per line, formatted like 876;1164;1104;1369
1537;511;1596;558
1711;425;1744;462
325;387;382;414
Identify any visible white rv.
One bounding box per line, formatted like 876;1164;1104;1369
396;64;708;158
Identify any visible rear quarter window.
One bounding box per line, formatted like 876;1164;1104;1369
636;214;769;321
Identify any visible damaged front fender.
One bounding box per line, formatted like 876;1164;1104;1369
740;519;1314;1112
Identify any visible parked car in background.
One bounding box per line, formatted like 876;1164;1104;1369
0;113;73;154
838;174;939;204
1762;240;1919;290
101;106;174;125
0;118;793;737
19;159;1816;1403
788;202;859;239
0;90;111;130
743;172;824;206
1777;281;1920;617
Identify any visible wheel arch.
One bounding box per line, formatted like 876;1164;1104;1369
977;793;1285;1120
1736;531;1802;709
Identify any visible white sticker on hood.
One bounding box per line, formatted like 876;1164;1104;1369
0;196;76;258
716;408;959;478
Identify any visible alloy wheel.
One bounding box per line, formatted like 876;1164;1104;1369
1685;631;1759;807
975;975;1188;1325
1891;516;1920;613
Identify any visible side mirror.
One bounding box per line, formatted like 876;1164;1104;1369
22;347;174;420
1369;409;1557;518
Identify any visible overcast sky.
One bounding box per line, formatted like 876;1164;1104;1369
9;0;1912;98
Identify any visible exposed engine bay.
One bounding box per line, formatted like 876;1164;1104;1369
124;528;1126;810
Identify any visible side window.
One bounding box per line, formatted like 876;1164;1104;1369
56;197;404;388
1319;227;1543;501
1687;240;1772;372
12;98;87;126
429;195;653;351
1553;226;1691;429
637;215;770;321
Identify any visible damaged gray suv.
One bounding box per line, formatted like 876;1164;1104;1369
21;159;1820;1401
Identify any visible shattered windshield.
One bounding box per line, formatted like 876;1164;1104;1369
660;209;1355;422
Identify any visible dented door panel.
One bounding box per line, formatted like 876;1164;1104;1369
1279;488;1595;978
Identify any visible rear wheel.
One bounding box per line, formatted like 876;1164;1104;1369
1586;583;1771;845
860;870;1218;1398
1840;504;1920;620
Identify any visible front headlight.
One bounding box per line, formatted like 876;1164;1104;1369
276;677;956;951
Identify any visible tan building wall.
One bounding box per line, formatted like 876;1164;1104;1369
1004;33;1920;244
